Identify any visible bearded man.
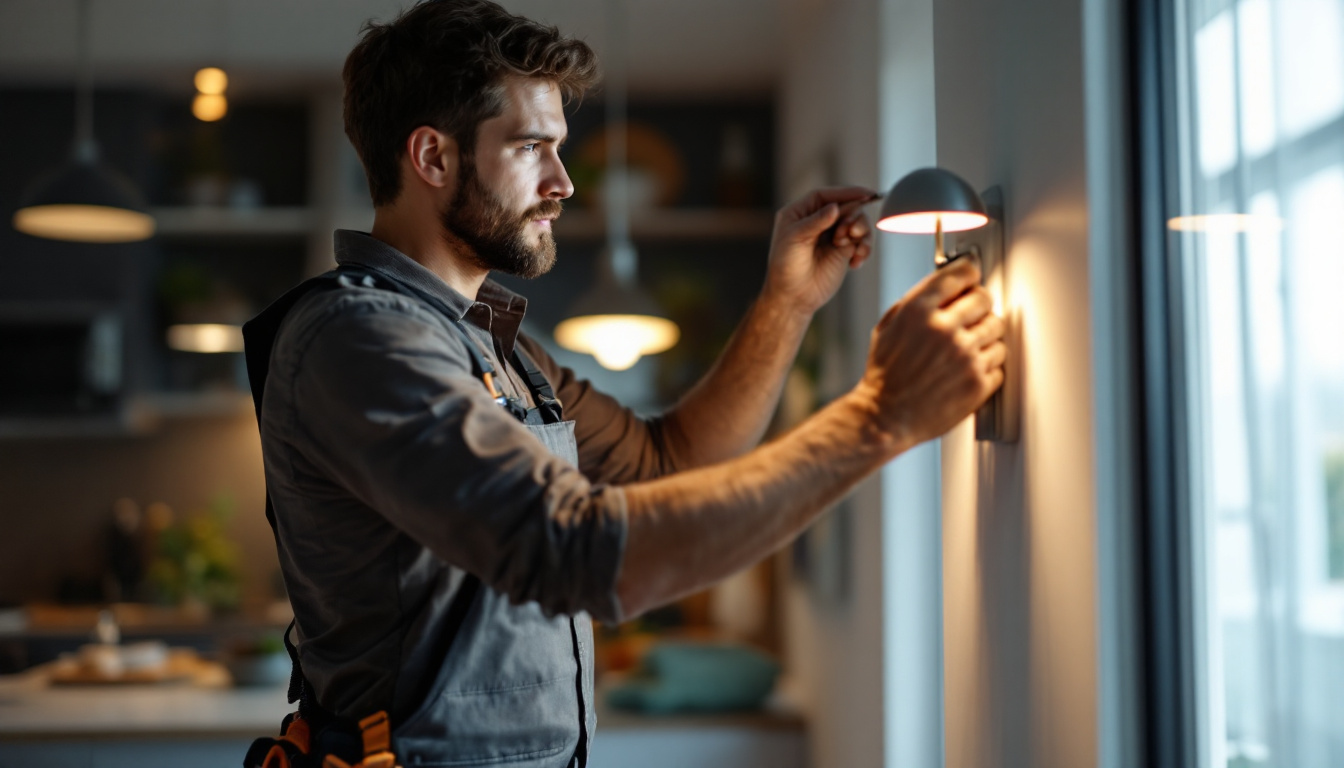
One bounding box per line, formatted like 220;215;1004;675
244;1;1006;766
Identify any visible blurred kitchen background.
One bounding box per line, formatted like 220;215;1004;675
0;1;847;766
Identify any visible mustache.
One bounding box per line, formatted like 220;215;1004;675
522;199;564;222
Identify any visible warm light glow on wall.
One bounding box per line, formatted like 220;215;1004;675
194;67;228;95
13;203;155;242
1166;213;1284;232
166;323;244;353
553;314;680;370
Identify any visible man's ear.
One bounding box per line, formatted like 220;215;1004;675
403;126;459;191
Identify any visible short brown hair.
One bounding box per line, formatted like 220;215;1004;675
342;0;599;206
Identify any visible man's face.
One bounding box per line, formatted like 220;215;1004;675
440;77;573;279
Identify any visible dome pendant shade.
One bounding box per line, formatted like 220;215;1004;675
876;167;989;234
13;158;155;242
13;0;154;244
553;253;679;371
554;313;679;371
555;0;679;372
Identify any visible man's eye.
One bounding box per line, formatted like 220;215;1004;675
521;143;538;153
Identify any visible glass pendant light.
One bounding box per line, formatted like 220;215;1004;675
12;0;155;243
553;0;679;371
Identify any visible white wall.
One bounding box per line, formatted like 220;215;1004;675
777;1;886;767
932;0;1107;764
779;0;1140;764
777;0;945;767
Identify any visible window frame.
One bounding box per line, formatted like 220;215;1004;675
1133;0;1206;763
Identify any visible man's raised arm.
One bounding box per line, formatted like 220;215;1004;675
615;259;1006;618
654;187;881;469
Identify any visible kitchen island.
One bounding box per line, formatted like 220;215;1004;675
0;670;806;768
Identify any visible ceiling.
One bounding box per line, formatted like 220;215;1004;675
0;0;785;96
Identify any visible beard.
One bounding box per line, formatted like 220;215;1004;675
440;157;562;280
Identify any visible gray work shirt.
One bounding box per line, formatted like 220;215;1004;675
257;231;691;758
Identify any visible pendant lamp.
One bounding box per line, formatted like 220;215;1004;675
552;0;679;371
12;0;155;243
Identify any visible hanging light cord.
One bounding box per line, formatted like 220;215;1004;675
73;0;97;162
604;0;637;285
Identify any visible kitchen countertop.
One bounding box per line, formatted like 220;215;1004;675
0;669;294;741
0;671;806;768
0;668;805;741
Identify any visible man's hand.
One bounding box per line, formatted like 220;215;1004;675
762;186;879;317
855;259;1007;450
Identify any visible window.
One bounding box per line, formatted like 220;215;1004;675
1147;0;1344;764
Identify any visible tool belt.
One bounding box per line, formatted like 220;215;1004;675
243;709;398;768
242;620;402;768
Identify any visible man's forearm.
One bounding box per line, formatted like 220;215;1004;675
615;387;905;618
658;292;813;468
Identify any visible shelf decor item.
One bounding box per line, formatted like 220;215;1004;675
553;0;680;371
145;495;241;616
11;0;155;243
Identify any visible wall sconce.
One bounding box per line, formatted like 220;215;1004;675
877;167;1017;443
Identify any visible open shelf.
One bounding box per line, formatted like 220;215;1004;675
150;206;774;241
150;207;314;237
555;208;775;240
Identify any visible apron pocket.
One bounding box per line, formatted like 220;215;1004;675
395;673;579;766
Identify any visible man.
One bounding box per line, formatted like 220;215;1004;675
245;1;1005;766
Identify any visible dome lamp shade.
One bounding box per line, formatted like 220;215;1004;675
554;243;680;371
554;0;679;372
876;167;989;234
877;167;993;266
13;156;155;243
11;0;155;244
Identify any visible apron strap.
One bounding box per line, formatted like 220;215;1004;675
512;345;565;424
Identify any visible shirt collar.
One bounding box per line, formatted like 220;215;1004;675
332;229;530;356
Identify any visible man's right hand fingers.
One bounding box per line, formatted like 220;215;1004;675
964;312;1006;351
980;339;1008;373
941;286;994;330
917;258;982;308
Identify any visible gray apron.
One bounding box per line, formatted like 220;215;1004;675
243;268;596;768
393;420;595;768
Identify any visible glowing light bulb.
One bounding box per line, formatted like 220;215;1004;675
876;211;989;234
554;314;679;371
194;67;228;96
166;323;244;353
593;344;643;371
193;93;227;122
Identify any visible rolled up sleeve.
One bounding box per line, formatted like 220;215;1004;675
283;296;626;623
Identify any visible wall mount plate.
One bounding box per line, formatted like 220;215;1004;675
950;186;1018;443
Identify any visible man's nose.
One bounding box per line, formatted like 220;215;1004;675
541;156;574;200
